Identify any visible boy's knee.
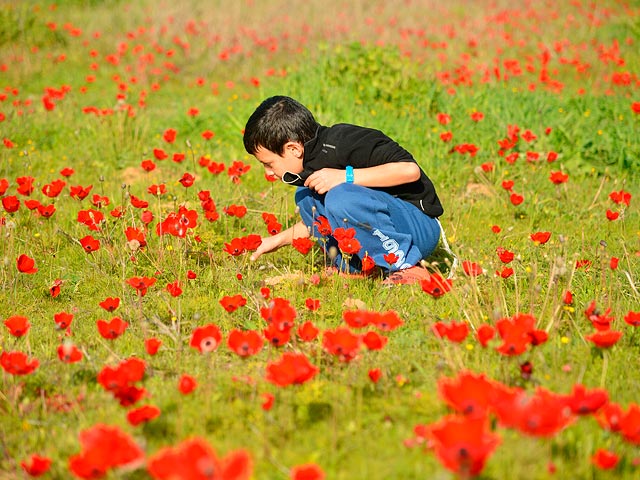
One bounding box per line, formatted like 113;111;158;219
324;183;360;217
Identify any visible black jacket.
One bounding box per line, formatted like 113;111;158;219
295;123;443;217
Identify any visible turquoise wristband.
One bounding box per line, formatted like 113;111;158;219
345;166;354;184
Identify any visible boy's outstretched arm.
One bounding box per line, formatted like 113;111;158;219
250;220;310;261
304;161;420;194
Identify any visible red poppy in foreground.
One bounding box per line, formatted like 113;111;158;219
166;280;183;297
97;317;129;340
68;424;144;479
21;454;52;477
585;330;623;348
99;297;120;312
0;351;39;375
426;416;501;477
4;315;30;337
292;236;315;255
290;463;325;480
476;324;496;347
323;326;362;362
420;273;453;298
145;338;162;355
565;384;609;415
147;437;252;480
433;320;469;343
219;294;247;313
266;352;319;387
297;321;320;341
97;357;147;406
461;261;483;277
190;324;223;353
54;311;74;330
591;449;619;470
530;231;551;244
438;371;501;418
227;329;264;357
127;405;161;426
58;343;83;363
492;387;574;437
79;235;100;252
624;311;640;327
126;276;157;296
178;374;197;394
17;254;38;274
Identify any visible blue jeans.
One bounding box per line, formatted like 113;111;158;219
295;184;441;273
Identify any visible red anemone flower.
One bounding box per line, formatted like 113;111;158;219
530;231;551;245
265;352;319;387
292;236;315;255
17;254;38;274
420;273;453;298
178;374;197;394
126;276;157;296
433;320;469;343
496;247;515;263
227;329;264;357
54;311;74;330
2;195;20;213
565;384;609;415
297;321;320;342
58;343;83;363
624;311;640;327
68;424;144;479
476;324;496;347
591;449;620;470
219;294;247;313
313;216;332;236
0;351;39;375
549;171;569;184
79;235;100;253
97;317;129;340
145;338;162;355
166;281;183;297
147;437;252;480
99;297;120;312
163;128;177;143
362;330;388;350
4;315;30;337
179;172;195;187
223;237;246;256
585;330;623;348
462;261;483;276
368;368;383;383
426;415;500;477
21;454;52;477
323;326;361;362
126;404;161;426
438;371;501;418
304;298;320;311
290;463;325;480
370;310;404;331
190;324;222;353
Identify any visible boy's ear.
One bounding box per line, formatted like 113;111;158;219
285;141;304;158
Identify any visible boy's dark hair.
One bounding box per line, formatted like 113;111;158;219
243;96;319;155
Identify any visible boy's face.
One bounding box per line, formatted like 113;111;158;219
254;142;304;181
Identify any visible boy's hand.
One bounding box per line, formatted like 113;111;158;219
304;168;345;194
249;221;310;261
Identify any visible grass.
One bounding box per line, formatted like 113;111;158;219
1;0;639;478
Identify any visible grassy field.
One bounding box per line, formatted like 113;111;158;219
1;0;639;478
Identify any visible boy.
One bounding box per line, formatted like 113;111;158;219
243;95;447;284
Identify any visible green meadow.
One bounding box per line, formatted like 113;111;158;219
0;0;639;478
